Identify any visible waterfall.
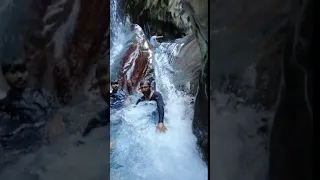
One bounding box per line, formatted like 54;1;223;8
110;0;208;179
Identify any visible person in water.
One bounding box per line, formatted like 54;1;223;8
136;80;167;133
110;80;130;110
81;61;115;148
0;57;63;152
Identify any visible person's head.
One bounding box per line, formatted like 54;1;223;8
111;80;119;91
95;61;109;101
1;57;28;90
139;80;152;96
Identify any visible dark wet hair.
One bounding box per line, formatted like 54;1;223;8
95;61;109;79
139;80;151;87
1;57;26;75
111;80;119;85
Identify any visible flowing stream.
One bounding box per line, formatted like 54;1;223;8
110;0;208;179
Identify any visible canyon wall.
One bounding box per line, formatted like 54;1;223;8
123;1;313;180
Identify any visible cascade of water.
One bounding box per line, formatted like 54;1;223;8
110;0;208;179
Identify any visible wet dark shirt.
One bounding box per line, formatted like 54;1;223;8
136;91;165;123
0;88;59;150
110;89;126;109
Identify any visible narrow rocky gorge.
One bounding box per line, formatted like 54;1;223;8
1;0;110;103
123;0;313;180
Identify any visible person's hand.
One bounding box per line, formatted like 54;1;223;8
110;141;116;148
156;123;167;133
125;98;130;105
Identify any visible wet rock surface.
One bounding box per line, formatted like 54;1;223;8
268;0;313;179
173;35;202;95
117;24;154;93
52;0;109;102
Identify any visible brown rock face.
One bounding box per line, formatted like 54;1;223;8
117;24;153;93
52;0;109;101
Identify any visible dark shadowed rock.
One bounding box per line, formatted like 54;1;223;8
269;0;313;179
124;0;191;39
209;0;312;179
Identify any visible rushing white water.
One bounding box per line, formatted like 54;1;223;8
110;0;208;179
110;0;131;80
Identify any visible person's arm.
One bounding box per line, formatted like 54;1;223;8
39;89;63;141
40;89;60;112
136;98;143;105
125;96;131;105
155;92;165;124
0;112;10;149
121;90;130;105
